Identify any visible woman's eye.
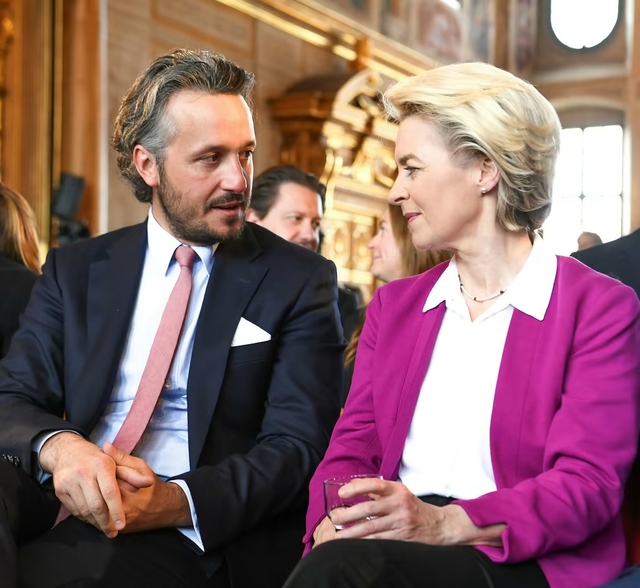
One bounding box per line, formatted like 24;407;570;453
403;166;418;177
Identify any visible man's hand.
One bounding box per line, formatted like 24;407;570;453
39;433;129;538
103;443;192;533
312;516;337;548
328;478;505;547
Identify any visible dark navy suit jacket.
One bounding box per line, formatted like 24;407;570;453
0;221;344;587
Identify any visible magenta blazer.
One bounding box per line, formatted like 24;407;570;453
304;256;640;588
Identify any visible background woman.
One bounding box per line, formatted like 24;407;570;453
0;183;40;358
284;62;640;588
343;204;451;402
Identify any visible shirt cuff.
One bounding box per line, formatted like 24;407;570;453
32;430;82;482
169;479;204;552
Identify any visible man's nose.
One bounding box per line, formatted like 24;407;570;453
220;158;249;194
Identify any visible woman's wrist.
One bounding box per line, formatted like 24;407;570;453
440;504;505;547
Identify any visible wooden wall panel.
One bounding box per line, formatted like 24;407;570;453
59;0;101;236
2;0;54;245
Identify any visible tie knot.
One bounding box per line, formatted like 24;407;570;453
174;245;196;269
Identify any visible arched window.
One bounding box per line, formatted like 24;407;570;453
550;0;619;49
543;109;624;254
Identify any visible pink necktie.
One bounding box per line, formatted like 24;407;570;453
54;245;196;526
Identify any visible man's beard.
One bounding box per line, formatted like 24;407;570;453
156;166;247;246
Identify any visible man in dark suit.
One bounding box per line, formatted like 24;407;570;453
246;165;361;342
574;230;640;588
572;229;640;298
0;49;343;588
0;253;36;359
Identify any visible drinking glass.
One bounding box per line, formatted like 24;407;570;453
323;474;383;530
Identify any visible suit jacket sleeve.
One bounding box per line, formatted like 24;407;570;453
456;281;640;563
302;288;385;550
0;248;85;473
176;258;344;553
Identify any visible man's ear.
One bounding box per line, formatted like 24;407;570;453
478;157;500;193
245;208;262;224
132;145;160;189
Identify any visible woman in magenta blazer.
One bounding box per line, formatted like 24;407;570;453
283;63;640;588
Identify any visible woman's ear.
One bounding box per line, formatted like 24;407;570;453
132;145;160;189
477;157;500;194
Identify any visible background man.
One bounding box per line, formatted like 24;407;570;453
0;50;343;588
247;165;361;342
573;229;640;298
576;231;603;251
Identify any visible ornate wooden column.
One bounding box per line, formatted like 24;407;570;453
269;69;398;299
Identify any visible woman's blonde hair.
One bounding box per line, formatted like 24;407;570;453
0;183;41;273
383;62;561;233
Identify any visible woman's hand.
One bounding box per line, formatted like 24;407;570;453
312;516;338;548
329;478;504;547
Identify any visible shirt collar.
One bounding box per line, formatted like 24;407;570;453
423;236;557;321
147;208;218;276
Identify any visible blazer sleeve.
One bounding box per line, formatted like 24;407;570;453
302;288;385;551
0;248;84;473
455;281;640;563
176;259;345;553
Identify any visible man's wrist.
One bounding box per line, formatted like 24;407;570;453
39;431;84;473
164;480;192;527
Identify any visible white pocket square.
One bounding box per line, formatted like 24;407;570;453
231;317;272;347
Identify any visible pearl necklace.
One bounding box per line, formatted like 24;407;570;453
458;274;507;303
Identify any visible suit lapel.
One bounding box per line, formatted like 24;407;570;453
379;303;446;481
76;223;147;431
187;226;268;468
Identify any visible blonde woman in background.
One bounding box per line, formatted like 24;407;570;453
343;204;451;403
0;183;40;358
285;62;639;588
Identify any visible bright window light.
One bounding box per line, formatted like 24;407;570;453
440;0;461;10
544;125;623;255
551;0;618;49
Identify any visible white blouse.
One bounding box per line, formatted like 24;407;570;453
398;237;558;500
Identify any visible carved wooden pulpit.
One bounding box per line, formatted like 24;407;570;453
269;68;398;300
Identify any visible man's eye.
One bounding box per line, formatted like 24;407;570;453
201;154;221;163
240;150;254;160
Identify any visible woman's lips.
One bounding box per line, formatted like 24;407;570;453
404;212;420;223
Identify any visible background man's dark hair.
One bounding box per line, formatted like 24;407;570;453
112;49;255;203
250;165;326;219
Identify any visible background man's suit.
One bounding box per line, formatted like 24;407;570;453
572;229;640;298
0;253;36;360
573;228;640;579
0;220;344;587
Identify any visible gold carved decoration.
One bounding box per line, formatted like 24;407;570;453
269;68;398;300
0;1;14;178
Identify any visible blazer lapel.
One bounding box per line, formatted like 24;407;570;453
379;303;446;481
489;309;543;487
75;223;147;431
187;227;268;468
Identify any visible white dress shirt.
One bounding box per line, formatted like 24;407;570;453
37;209;217;550
398;236;557;500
